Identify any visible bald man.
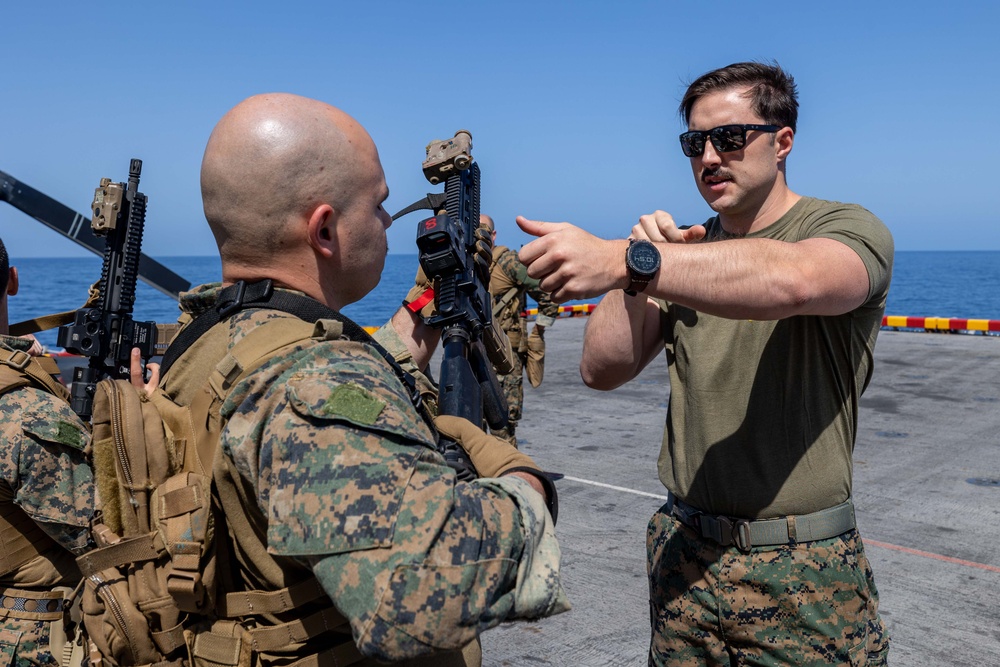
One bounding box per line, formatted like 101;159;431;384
155;94;567;667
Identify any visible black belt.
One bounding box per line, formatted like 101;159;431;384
667;492;856;552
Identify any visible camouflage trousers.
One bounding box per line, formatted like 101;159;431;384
493;346;525;445
0;597;79;667
646;505;889;666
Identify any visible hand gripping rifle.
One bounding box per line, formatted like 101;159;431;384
393;131;514;481
56;159;157;419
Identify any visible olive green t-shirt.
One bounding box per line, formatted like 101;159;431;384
657;196;894;519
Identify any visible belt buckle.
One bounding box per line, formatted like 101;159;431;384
733;519;752;552
716;516;752;552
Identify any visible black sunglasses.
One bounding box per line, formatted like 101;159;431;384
679;124;781;158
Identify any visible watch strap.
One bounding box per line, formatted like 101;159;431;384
624;274;651;297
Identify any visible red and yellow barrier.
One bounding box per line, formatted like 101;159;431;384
881;316;1000;335
524;304;597;319
527;306;1000;335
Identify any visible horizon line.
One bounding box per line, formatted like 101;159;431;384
11;248;1000;261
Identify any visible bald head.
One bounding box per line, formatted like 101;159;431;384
201;93;377;266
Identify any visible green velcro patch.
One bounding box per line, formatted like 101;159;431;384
322;383;385;425
56;421;84;447
23;416;87;451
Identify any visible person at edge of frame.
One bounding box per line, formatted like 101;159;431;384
480;213;559;448
137;92;569;667
514;61;893;666
0;236;94;667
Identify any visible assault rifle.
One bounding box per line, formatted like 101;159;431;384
56;159;157;419
0;167;189;298
393;130;513;480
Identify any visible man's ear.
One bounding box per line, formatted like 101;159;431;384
775;127;794;162
7;267;19;297
306;204;337;258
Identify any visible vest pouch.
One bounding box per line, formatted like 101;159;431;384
152;471;216;614
90;379;179;538
81;378;201;667
190;621;252;667
80;566;163;667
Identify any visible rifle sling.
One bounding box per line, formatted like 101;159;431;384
9;310;76;337
492;286;520;318
10;282;102;337
159;280;431;426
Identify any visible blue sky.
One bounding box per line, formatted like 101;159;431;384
1;1;998;261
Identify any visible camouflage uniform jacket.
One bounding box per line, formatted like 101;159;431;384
162;284;568;663
0;335;93;667
490;246;558;351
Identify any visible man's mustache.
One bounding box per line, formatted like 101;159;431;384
701;167;731;182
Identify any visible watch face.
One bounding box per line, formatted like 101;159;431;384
628;240;661;276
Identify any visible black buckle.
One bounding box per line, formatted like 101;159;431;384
217;280;274;318
706;515;753;552
668;494;752;552
731;518;752;552
217;281;248;318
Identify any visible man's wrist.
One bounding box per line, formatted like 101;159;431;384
503;467;559;523
610;239;632;292
506;470;546;496
624;239;661;296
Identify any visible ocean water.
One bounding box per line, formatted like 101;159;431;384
9;251;1000;350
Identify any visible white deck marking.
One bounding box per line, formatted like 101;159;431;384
562;475;668;500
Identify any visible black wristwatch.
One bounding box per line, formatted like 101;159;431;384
624;239;661;296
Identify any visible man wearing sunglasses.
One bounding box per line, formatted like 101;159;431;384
516;61;893;666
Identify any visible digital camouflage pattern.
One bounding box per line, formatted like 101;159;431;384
165;284;568;664
0;335;93;667
489;246;558;440
646;507;888;667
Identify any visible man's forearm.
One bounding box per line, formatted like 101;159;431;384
517;217;869;321
386;306;442;370
580;289;659;390
643;236;869;320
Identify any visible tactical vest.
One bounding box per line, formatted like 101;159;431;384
0;347;87;667
80;280;475;667
490;246;526;352
0;348;76;579
172;311;365;667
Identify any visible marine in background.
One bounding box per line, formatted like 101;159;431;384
481;214;558;446
0;237;93;667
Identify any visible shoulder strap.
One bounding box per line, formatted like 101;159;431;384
493;286;520;317
204;317;319;401
161;280;431;425
0;348;69;400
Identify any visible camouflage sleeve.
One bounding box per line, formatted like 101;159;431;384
497;247;559;327
371;319;439;416
496;247;539;291
529;287;560;328
0;388;94;554
471;475;569;618
220;340;566;662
